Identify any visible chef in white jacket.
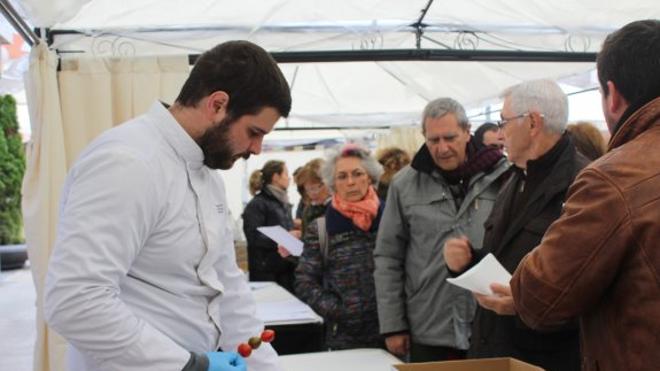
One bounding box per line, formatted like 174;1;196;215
44;41;292;371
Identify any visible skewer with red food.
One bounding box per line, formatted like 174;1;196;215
237;329;276;357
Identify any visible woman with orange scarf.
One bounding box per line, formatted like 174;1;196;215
295;144;385;350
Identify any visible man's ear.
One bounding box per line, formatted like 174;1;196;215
206;90;230;119
529;111;544;135
605;81;628;119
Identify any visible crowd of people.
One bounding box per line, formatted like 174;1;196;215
241;19;659;371
42;19;658;371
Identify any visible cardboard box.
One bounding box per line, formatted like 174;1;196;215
393;357;544;371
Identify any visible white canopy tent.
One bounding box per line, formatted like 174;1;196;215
5;2;659;371
14;0;660;128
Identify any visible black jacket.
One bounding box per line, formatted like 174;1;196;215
242;186;296;292
468;134;589;371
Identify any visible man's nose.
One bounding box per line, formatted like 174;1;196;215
437;140;450;153
248;137;263;155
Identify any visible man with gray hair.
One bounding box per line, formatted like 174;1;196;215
443;79;587;370
374;97;509;362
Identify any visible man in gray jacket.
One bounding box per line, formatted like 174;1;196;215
374;98;509;362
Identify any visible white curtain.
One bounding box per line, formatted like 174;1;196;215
21;43;189;371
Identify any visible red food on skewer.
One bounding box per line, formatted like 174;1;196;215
261;329;275;343
237;343;252;357
237;329;275;357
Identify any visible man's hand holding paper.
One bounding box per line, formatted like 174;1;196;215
474;283;516;315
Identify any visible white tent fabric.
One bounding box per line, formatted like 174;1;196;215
13;0;660;127
22;42;69;371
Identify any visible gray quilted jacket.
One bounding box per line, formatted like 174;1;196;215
374;145;509;349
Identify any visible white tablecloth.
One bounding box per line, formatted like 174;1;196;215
280;348;402;371
250;281;323;326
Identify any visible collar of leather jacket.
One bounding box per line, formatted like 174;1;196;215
609;96;660;150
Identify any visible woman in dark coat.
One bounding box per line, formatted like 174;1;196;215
295;145;385;350
242;160;298;293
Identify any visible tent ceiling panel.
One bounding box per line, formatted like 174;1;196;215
12;0;658;128
275;60;596;128
23;0;658;55
56;0;427;30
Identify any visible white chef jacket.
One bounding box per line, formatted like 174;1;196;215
44;102;282;371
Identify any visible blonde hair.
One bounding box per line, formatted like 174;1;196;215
248;170;263;196
567;122;607;161
295;158;324;186
376;147;411;185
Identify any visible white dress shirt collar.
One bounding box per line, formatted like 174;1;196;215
149;101;205;169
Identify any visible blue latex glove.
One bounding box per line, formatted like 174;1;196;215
206;352;247;371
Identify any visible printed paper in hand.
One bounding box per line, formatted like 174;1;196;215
257;226;304;256
446;253;511;295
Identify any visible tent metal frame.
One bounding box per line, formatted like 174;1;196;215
44;27;597;64
0;3;598;130
0;0;38;45
194;48;596;64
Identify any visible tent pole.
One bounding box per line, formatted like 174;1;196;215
411;0;435;49
0;0;38;46
188;49;596;65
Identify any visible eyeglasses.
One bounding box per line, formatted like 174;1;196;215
496;113;528;129
496;112;544;129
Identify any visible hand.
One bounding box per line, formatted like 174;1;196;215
385;333;410;357
277;245;291;258
206;351;246;371
289;229;302;239
293;218;302;229
473;283;516;315
443;236;472;272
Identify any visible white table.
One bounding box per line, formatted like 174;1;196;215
250;281;323;326
280;348;402;371
249;281;324;354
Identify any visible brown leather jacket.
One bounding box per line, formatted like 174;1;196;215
511;97;660;371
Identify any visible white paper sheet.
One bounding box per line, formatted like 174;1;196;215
446;253;512;295
257;225;304;256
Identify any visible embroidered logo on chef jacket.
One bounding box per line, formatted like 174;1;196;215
215;203;225;214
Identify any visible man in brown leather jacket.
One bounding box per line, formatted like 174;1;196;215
509;20;660;371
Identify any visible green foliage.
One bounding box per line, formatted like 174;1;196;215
0;94;25;244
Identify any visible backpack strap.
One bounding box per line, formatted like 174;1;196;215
316;216;329;263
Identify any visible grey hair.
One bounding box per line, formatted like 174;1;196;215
321;145;383;192
500;79;568;134
421;97;469;134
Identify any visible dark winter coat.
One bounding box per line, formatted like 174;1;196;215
468;134;588;371
295;202;385;350
242;186;296;292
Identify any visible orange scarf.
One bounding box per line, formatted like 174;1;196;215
332;186;380;231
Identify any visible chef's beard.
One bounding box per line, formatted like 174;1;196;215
199;117;251;170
